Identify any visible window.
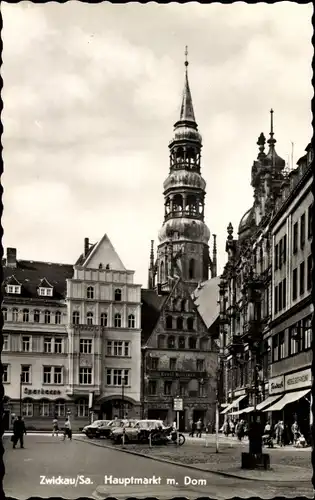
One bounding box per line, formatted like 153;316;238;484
107;340;130;357
164;381;172;395
44;337;52;353
176;317;183;330
275;244;279;270
187;317;194;330
272;335;279;362
197;359;204;371
100;313;108;327
179;382;188;396
34;310;40;323
12;308;18;321
55;400;66;417
169;358;176;370
179;336;185;349
43;366;52;384
114;289;122;301
283;235;287;264
167;336;175;348
55;311;61;324
40;401;50;417
292;268;298;300
289;326;300;355
181;299;186;312
157;335;165;348
279;239;283;269
278;282;282;311
106;368;129;386
22;400;33;417
148;381;157;395
3;364;9;383
39;287;53;297
114;313;121;328
128;314;135;328
22;309;29;323
166;316;173;329
150;357;159;370
2;308;7;322
80;339;92;354
293;222;298;254
274;285;278;313
303;317;312;350
6;285;21;294
279;331;285;359
189;336;197;349
77;399;88;417
54;338;62;354
79;367;92;385
307;255;312;291
300;261;305;296
308;204;313;239
3;335;8;351
44;310;51;324
86;312;94;325
54;367;63;384
282;279;286;310
300;213;305;248
189;259;195;279
73;311;80;324
22;336;31;352
21;365;31;384
87;286;94;299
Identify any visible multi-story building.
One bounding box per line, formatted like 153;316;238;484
218;109;313;440
142;54;219;431
2;234;142;429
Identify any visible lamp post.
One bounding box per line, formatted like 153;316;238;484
141;346;147;419
19;373;23;417
121;377;125;419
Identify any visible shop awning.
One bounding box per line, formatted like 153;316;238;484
221;394;247;414
256;394;283;411
230;406;254;416
263;389;311;412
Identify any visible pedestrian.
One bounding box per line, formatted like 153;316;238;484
264;421;271;436
275;420;284;446
291;421;300;445
189;419;195;437
63;417;72;441
52;417;59;436
236;420;244;441
196;418;203;438
230;420;235;437
12;416;26;449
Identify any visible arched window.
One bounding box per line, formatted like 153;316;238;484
176;317;183;330
40;399;50;417
100;313;108;327
114;289;122;301
86;312;94;325
77;398;88;417
181;300;186;312
114;313;122;328
34;310;40;323
173;194;183;213
165;316;173;329
87;286;94;299
54;399;65;418
187;317;194;330
189;259;195;279
72;311;80;325
128;314;135;328
179;336;185;349
44;310;51;324
165;198;171;215
189;336;197;349
160;261;165;283
12;308;18;322
157;335;165;348
2;308;7;322
23;309;29;323
55;311;61;325
167;336;176;349
22;398;33;417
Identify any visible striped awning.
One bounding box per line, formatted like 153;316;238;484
221;394;247;414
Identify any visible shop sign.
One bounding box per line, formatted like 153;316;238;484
285;368;312;392
234;389;246;397
173;397;183;411
24;388;62;396
268;376;284;395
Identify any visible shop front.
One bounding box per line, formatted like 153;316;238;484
97;395;140;421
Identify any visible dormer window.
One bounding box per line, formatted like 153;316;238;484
6;285;21;294
39;287;53;297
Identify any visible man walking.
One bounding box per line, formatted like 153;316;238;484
52;417;59;436
196;418;203;438
63;417;72;441
12;416;26;449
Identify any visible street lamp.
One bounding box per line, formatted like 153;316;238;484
141;346;148;419
19;373;23;417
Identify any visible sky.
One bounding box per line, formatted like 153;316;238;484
2;2;313;287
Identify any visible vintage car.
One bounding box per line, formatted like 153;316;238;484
95;419;128;439
111;419;165;443
110;420;139;443
82;420;111;439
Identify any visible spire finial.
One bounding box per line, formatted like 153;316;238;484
185;46;189;67
178;46;195;123
267;108;276;149
257;132;266;159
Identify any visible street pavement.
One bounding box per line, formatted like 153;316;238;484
3;434;313;499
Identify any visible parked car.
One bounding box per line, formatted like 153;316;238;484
82;420;110;439
95;419;128;439
110;420;139;444
112;419;165;444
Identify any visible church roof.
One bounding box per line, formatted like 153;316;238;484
192;277;220;329
141;289;168;344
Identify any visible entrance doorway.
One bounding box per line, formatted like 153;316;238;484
2;410;10;431
99;399;133;420
193;410;206;425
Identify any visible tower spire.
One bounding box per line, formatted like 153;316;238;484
267;108;276;150
179;46;196;123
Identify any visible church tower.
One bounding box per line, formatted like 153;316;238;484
150;49;215;292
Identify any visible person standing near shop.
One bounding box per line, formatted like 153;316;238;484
12;416;27;449
196;418;203;438
291;420;300;445
63;417;72;441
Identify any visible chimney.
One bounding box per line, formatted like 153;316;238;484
6;248;17;268
212;234;217;278
84;237;89;257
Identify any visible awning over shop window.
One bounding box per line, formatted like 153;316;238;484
221;394;247;414
256;394;283;411
263;389;311;412
230;406;254;416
